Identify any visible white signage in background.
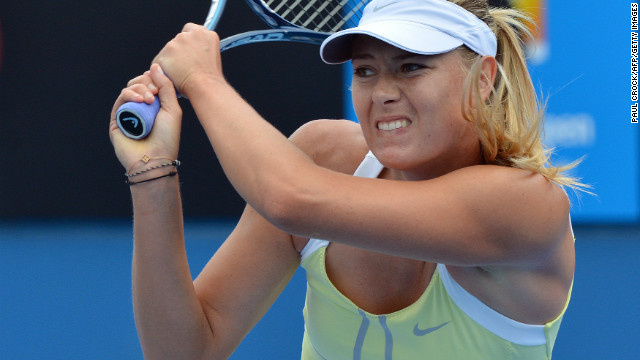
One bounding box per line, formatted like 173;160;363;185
543;113;596;149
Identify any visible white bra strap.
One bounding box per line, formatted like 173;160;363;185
437;264;546;345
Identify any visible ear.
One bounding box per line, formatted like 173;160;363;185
478;55;497;102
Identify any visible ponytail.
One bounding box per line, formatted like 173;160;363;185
450;0;590;193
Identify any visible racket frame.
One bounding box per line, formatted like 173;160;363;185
117;0;369;139
204;0;227;30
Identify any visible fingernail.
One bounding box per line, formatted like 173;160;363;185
148;83;158;92
144;91;154;100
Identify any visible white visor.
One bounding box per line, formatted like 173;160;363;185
320;0;497;64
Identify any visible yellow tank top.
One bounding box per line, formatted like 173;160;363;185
298;152;571;360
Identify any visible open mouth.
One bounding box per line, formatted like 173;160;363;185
377;119;411;131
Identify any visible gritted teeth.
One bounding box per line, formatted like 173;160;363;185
378;119;411;131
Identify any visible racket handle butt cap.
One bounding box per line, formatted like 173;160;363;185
116;97;160;140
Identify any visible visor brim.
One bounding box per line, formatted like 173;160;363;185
320;20;464;64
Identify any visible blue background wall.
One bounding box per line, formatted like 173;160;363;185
528;1;639;222
1;221;638;359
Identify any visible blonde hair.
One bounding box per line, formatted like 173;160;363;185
449;0;589;193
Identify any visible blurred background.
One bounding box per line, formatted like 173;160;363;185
1;0;638;359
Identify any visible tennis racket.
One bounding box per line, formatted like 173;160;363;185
116;0;369;140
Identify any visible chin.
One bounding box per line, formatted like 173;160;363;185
371;148;418;170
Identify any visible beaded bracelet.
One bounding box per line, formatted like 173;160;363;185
125;160;181;178
126;171;178;186
125;155;181;178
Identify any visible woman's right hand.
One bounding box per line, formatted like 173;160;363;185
109;64;183;173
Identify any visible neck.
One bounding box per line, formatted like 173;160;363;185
387;145;485;181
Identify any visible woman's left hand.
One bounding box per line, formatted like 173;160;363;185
109;64;183;172
152;23;226;98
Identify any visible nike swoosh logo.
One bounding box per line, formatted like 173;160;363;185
373;1;400;12
413;321;450;336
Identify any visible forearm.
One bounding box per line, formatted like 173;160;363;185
151;26;323;231
130;175;213;359
186;77;317;223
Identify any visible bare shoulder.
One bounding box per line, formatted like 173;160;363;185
449;164;570;202
442;164;571;262
289;119;368;174
456;164;570;213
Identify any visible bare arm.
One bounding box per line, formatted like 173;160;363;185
130;176;213;359
110;65;302;359
192;204;301;359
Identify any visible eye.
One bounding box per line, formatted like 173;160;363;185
400;63;426;73
353;66;376;78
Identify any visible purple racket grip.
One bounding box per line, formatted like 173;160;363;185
116;96;161;140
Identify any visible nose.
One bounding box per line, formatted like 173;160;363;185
372;74;401;105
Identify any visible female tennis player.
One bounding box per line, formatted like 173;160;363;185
110;0;586;358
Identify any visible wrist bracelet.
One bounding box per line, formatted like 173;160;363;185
126;171;178;186
125;159;181;178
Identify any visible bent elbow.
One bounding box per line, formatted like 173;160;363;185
260;180;316;236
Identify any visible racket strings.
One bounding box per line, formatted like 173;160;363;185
265;0;368;33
